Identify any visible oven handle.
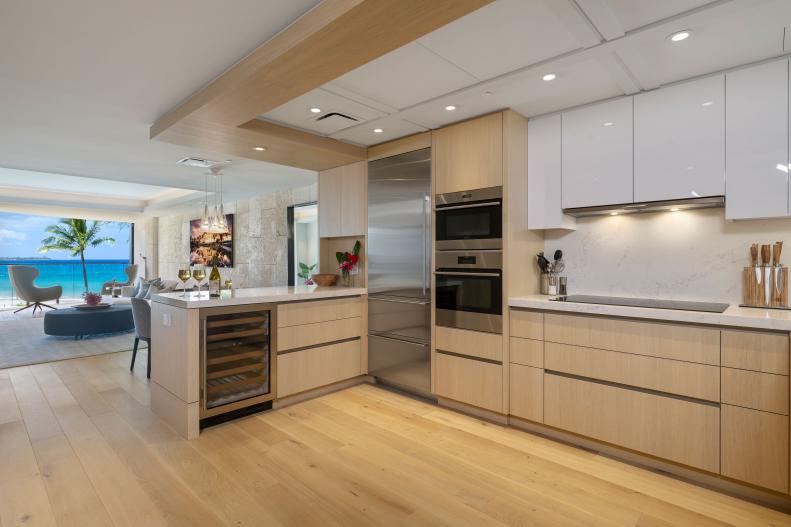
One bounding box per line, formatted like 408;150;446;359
434;271;502;278
435;201;501;211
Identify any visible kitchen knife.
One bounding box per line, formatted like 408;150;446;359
761;244;771;266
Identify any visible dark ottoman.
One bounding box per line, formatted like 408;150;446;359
44;304;135;339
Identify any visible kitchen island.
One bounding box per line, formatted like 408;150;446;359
150;286;367;439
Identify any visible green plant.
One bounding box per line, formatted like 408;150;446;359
298;262;317;282
39;219;115;292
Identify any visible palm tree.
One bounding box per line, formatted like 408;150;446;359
39;219;116;293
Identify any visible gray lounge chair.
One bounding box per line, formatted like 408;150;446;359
130;297;152;378
9;265;62;315
102;264;138;295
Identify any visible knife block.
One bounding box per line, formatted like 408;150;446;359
742;266;789;308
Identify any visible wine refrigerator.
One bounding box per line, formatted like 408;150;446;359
199;304;276;427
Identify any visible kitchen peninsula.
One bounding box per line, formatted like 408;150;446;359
150;286;367;439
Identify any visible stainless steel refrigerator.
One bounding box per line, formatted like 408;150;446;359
367;148;432;398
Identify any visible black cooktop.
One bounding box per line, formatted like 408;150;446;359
549;295;729;313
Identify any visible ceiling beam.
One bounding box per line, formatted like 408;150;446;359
149;0;493;171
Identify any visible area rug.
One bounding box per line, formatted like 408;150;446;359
0;317;146;369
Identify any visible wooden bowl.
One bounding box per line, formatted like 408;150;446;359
311;274;338;287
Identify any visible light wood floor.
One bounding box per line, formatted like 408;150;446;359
1;351;791;527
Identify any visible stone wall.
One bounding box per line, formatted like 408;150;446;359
153;183;316;288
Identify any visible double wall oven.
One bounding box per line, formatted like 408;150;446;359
434;186;503;334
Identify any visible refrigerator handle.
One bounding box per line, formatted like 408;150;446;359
423;194;430;296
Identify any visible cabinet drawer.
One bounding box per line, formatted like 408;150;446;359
544;373;720;472
545;313;720;365
435;326;502;362
277;296;363;328
277;339;362;398
545;342;720;402
435;352;503;413
722;329;789;375
509;337;543;368
277;317;362;351
510;309;543;340
721;368;789;415
721;405;789;493
509;364;543;423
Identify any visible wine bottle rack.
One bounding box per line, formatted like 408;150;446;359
200;305;275;418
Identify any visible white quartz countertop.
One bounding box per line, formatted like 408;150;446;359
509;295;791;332
152;285;366;309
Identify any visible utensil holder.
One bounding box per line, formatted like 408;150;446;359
540;273;563;296
742;266;789;309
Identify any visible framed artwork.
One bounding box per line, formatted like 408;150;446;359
189;214;234;267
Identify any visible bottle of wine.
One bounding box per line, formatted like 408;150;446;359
209;256;221;297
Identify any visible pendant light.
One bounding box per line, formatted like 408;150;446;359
206;165;228;234
200;174;210;231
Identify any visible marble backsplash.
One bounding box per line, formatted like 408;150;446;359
543;207;791;303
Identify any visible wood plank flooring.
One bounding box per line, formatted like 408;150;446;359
1;350;790;526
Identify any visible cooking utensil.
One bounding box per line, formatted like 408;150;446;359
761;244;771;266
536;252;550;273
750;244;759;266
773;241;783;266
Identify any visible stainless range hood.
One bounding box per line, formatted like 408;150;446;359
563;196;724;217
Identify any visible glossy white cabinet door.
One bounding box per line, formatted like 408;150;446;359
726;59;789;220
562;97;633;209
528;115;575;230
634;75;725;202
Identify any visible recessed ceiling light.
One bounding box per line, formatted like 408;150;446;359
445;105;457;111
542;73;556;82
603;121;614;127
309;107;321;113
610;212;619;216
373;128;383;133
670;207;680;212
253;146;266;151
482;91;493;97
701;101;713;107
669;30;691;42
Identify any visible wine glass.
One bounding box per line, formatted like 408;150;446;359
192;265;206;296
177;267;191;297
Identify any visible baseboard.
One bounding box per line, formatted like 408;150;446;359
273;375;374;409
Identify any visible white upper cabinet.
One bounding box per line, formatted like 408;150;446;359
527;115;575;230
561;97;633;209
726;59;789;220
634;75;725;202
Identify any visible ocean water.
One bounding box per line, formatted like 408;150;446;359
0;260;131;301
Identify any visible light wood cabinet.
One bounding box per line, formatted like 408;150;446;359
544;342;720;402
509;337;543;368
721;329;789;374
435;325;502;362
433;112;503;194
277;340;362;398
721;404;789;493
318;161;366;237
544;313;720;365
277;317;362;352
434;352;503;413
509;309;544;340
509;364;543;423
544;373;720;472
278;297;362;327
721;368;789;415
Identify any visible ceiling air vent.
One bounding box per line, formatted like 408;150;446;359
177;157;231;169
316;112;359;123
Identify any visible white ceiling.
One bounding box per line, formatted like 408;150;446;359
0;0;319;217
260;0;791;146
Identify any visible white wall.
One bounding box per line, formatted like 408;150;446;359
544;208;791;303
152;184;317;288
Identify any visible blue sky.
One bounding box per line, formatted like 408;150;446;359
0;212;131;260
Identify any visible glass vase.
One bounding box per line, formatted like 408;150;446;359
341;270;352;287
